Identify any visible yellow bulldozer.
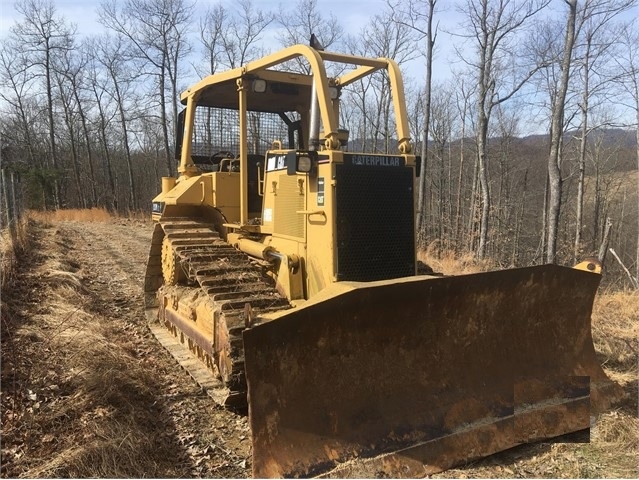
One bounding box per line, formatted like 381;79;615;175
144;41;619;477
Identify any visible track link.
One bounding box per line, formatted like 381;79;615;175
145;217;290;409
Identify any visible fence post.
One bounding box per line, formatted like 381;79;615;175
10;170;19;227
1;168;11;229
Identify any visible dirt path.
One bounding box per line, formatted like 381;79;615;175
1;219;250;478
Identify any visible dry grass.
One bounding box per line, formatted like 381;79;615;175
28;208;114;223
0;218;29;290
1;221;181;478
8;312;178;478
592;289;639;386
570;289;639;480
14;317;177;478
418;243;492;275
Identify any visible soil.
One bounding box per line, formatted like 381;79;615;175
1;218;637;478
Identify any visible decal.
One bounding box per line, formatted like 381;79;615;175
317;177;325;206
345;153;403;167
266;154;287;171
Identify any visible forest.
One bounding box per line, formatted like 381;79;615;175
0;0;637;287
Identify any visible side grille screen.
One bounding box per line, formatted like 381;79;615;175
335;164;415;281
274;174;305;238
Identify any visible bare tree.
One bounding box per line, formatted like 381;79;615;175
388;0;439;247
85;35;120;211
542;0;577;263
99;0;193;177
11;0;76;209
0;44;54;208
545;0;634;263
199;4;227;75
343;9;419;155
428;83;455;250
614;19;639;283
572;1;635;263
53;53;85;208
0;45;38;167
452;78;476;251
219;0;274;69
93;34;139;210
457;0;550;260
277;0;343;49
67;44;99;208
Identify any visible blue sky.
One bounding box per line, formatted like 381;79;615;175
0;0;381;38
0;0;464;83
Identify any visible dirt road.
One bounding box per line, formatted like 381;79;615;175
1;219;250;478
1;217;637;478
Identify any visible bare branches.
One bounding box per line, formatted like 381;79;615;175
98;0;194;177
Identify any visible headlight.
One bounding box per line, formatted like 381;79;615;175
297;156;312;172
252;79;267;93
152;201;165;214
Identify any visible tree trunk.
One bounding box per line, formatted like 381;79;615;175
73;87;98;208
467;152;480;253
416;0;436;248
45;42;61;209
545;0;577;264
92;85;118;212
592;161;602;251
160;54;174;177
56;74;85;209
454;89;468;250
574;35;592;263
597;217;612;264
111;70;137;210
476;116;490;260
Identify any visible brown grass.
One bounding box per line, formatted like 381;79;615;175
0;218;29;290
592;289;639;386
576;289;639;478
8;311;179;478
28;208;114;223
418;243;492;275
1;219;182;478
16;317;177;478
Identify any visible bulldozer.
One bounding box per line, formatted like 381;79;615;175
144;41;620;478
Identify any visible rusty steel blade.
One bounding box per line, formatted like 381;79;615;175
243;265;620;478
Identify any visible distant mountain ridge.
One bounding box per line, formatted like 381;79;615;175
519;128;636;149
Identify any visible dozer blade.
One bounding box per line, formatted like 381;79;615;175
243;264;620;478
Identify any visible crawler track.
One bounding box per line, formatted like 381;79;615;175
144;217;290;409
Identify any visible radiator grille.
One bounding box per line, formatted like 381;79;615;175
335;164;415;281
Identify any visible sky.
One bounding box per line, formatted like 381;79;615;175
0;0;383;40
0;0;465;84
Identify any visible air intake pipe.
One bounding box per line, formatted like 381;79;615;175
309;34;324;151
